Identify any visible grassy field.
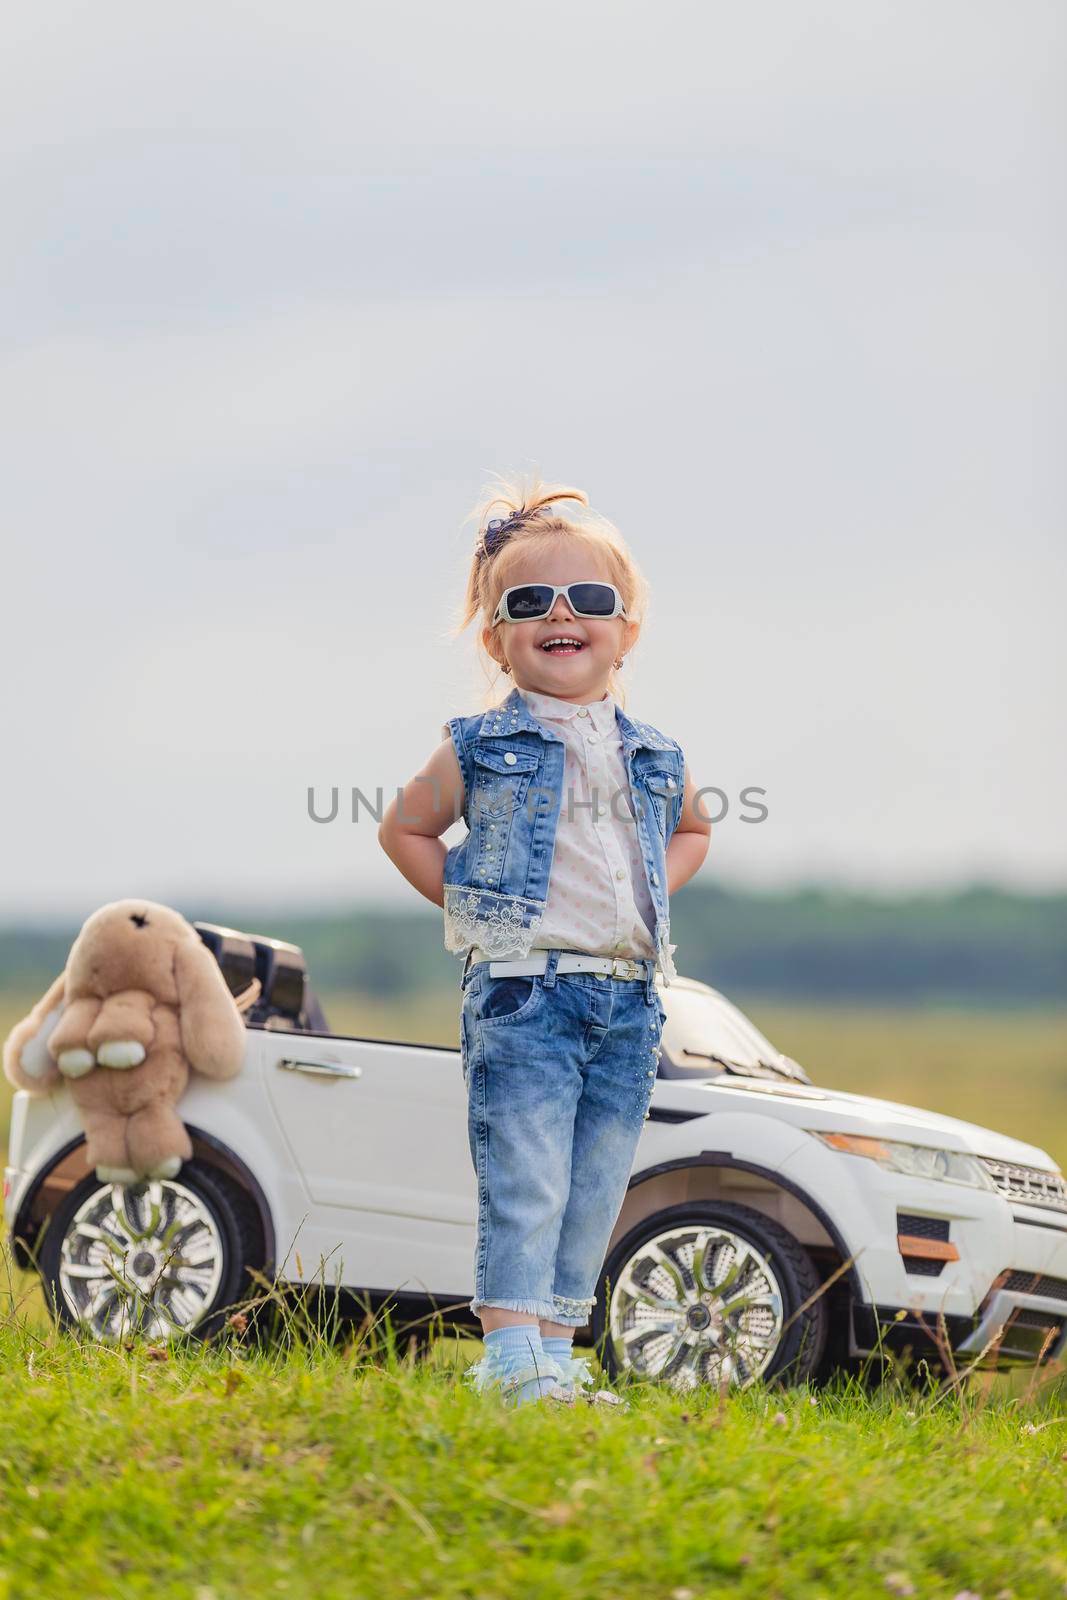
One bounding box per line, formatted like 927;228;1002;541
0;1293;1065;1600
2;992;1065;1598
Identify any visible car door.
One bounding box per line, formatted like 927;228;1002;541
260;1029;475;1221
256;1028;478;1294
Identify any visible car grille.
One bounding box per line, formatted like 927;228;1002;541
1000;1307;1065;1361
979;1158;1067;1213
896;1212;952;1276
1000;1270;1067;1304
1010;1308;1064;1329
897;1212;950;1241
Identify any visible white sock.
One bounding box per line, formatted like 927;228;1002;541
482;1325;561;1406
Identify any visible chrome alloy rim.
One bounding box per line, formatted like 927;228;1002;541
58;1179;225;1341
608;1223;785;1390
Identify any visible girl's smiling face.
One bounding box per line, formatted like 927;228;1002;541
483;542;639;704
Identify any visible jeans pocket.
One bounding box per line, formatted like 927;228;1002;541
474;973;545;1027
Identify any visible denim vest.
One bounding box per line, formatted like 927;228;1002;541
442;685;685;985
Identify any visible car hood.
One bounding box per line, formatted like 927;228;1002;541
670;1075;1057;1170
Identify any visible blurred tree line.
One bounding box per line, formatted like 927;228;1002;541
1;884;1063;1007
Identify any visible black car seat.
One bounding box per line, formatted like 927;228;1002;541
194;921;329;1032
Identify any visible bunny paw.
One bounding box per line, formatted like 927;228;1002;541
96;1165;140;1185
96;1041;147;1070
57;1049;96;1079
19;1005;65;1080
146;1157;182;1180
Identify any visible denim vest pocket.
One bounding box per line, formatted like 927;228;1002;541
641;769;683;841
468;744;541;897
469;744;540;821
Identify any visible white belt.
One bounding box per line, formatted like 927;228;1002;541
468;947;650;981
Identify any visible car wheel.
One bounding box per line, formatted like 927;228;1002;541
593;1200;828;1391
38;1159;261;1343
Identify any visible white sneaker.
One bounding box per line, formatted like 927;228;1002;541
547;1384;629;1409
586;1389;630;1409
545;1357;630;1410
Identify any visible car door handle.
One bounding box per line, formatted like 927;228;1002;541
277;1058;363;1081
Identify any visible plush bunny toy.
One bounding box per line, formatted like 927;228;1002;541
2;899;246;1183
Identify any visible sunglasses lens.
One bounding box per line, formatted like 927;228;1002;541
504;585;554;620
568;583;617;617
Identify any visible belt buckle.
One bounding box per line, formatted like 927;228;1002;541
611;956;640;980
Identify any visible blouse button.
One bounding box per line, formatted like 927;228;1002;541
504;752;517;765
577;707;589;717
615;869;625;881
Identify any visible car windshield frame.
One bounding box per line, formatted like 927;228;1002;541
664;987;813;1085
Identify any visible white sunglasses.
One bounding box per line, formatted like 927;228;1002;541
492;581;629;625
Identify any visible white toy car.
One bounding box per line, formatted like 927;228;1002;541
5;924;1066;1388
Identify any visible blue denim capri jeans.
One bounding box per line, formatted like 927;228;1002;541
459;946;668;1326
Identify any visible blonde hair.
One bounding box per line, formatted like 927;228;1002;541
449;472;649;708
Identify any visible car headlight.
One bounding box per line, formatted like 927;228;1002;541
810;1131;997;1191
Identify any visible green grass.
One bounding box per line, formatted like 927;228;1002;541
2;992;1066;1597
0;1290;1065;1600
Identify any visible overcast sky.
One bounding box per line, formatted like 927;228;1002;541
1;1;1063;922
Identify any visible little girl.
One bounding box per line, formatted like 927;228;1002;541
379;477;710;1405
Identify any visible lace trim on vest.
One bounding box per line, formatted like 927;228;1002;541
443;885;545;959
657;933;679;987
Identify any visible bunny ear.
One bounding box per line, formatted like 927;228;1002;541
3;973;66;1093
173;938;247;1081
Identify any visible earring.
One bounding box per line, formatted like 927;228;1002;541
613;656;625;670
501;662;512;675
